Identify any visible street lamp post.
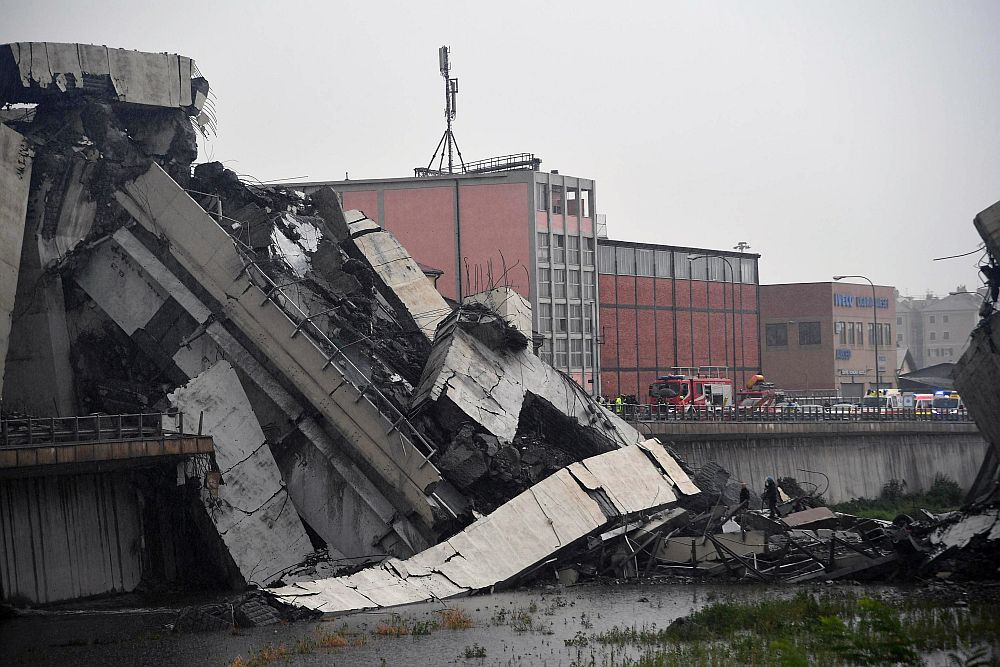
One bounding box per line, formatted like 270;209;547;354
691;254;738;381
833;274;881;394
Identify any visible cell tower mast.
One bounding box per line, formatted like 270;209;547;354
425;46;465;175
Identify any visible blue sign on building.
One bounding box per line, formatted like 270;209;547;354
835;348;851;360
834;293;888;309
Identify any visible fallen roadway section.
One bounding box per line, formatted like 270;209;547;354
269;438;699;614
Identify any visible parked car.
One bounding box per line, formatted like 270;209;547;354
827;403;859;419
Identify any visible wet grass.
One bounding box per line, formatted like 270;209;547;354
228;627;362;666
437;607;474;629
373;613;436;636
572;590;1000;666
831;474;964;520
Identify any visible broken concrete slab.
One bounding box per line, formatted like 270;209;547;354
0;123;31;393
0;42;208;114
269;439;698;614
413;312;641;448
171;361;313;587
76;227;430;559
345;211;452;341
114;164;450;530
463;287;532;340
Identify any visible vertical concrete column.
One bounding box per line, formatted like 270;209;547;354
0;124;32;394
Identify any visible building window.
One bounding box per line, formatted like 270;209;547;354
943;315;949;323
568;269;581;299
570;303;582;332
540;338;552;364
615;246;635;275
636;249;654;277
538;303;552;333
536;183;549;211
553;269;566;298
943;331;950;340
654;250;671;277
896;316;902;325
565;188;579;216
552;234;565;264
585;346;593;367
847;322;855;345
555;303;567;333
583;270;595;299
740;257;756;284
708;256;724;282
570;338;583;367
929;315;936;324
551;185;564;215
882;323;891;345
897;333;903;344
583;305;592;333
554;338;568;367
948;347;954;356
674;252;691;279
868;323;876;345
580;189;592;218
690;256;708;280
567;236;580;265
536;232;549;263
855;322;864;346
537;268;550;298
597;245;615;274
766;323;788;347
929;332;936;341
798;321;821;345
836;321;847;345
583;237;595;266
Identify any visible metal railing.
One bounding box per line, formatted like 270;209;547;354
0;412;195;449
229;237;439;467
611;404;975;423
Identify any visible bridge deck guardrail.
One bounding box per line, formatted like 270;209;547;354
610;404;974;424
0;413;198;449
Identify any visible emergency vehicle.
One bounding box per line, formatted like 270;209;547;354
861;389;905;414
736;374;784;409
913;393;935;416
931;390;963;416
648;367;734;409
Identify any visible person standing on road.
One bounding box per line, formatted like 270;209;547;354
614;395;623;415
762;476;779;519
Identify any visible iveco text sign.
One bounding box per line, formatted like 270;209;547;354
834;293;889;309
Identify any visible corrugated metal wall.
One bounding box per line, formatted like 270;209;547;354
0;472;144;603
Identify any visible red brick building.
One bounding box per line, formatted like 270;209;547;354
597;239;761;398
759;282;896;397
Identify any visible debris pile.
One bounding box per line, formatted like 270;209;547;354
0;41;650;603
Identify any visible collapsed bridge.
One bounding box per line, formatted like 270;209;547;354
0;42;650;604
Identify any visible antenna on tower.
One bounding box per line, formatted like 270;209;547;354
424;46;466;175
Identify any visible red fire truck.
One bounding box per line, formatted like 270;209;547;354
648;367;735;409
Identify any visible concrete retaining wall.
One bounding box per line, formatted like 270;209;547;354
645;422;987;504
0;472;144;603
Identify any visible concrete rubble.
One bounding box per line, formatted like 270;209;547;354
269;439;697;614
0;41;679;604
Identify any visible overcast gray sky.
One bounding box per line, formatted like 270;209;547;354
5;0;999;297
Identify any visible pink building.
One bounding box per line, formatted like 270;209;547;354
293;169;601;390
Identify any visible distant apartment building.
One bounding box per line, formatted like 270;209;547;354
896;290;982;369
759;282;896;397
293;168;602;390
597;240;761;398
